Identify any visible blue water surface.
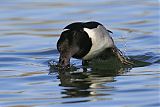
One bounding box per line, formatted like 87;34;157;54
0;0;159;107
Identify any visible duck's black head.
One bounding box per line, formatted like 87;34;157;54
57;22;94;67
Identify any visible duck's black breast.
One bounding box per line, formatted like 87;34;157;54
71;30;92;59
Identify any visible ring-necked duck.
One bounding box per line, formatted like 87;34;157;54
57;21;132;67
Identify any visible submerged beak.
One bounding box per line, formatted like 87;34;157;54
58;45;79;68
58;53;71;67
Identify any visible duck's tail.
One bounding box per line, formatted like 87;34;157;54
112;46;133;65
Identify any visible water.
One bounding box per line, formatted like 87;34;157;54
0;0;159;107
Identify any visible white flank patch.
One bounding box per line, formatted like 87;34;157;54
83;25;114;60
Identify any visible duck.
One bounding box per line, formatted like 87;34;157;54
57;21;132;67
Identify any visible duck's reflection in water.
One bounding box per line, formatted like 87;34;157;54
58;70;116;98
49;60;131;99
